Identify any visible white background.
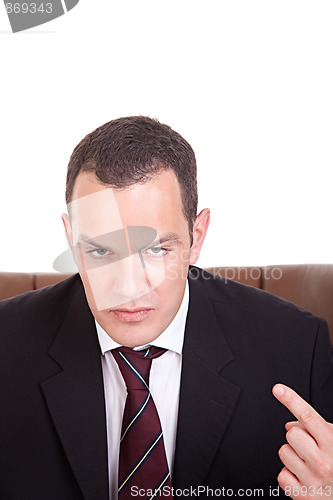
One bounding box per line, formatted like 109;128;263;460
0;1;332;273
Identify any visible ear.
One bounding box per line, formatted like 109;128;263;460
61;213;74;252
189;208;210;265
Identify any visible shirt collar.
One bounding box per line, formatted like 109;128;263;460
95;280;189;356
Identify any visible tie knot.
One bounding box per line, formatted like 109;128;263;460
112;346;167;391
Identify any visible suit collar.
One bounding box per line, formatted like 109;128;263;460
183;267;235;372
173;267;241;488
47;277;98;369
40;277;109;500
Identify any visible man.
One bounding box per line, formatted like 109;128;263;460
0;116;333;499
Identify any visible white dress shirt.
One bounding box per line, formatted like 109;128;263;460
96;282;189;500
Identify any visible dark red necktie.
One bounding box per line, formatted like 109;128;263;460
112;346;172;499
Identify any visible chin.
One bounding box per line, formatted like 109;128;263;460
115;330;156;348
98;315;155;345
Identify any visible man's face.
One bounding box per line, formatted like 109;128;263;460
63;169;209;347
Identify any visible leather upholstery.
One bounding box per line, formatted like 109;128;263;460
1;265;332;341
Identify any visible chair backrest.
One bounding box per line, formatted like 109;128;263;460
206;264;333;342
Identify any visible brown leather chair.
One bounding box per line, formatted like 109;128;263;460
1;264;332;341
206;264;333;342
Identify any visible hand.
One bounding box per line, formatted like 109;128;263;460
272;384;333;499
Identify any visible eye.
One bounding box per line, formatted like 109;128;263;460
144;247;169;257
88;248;111;258
95;249;109;256
150;247;163;254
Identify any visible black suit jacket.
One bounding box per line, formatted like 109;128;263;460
1;266;332;499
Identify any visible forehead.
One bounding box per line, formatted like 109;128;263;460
69;170;185;237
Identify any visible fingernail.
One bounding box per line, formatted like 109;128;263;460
273;385;285;397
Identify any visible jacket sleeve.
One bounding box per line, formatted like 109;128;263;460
310;317;333;422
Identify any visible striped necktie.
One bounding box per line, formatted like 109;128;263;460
112;346;172;499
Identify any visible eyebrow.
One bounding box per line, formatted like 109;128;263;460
78;234;104;246
152;233;182;246
77;235;117;253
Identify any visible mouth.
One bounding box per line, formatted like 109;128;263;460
111;308;153;322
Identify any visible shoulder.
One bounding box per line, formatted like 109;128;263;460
0;274;83;341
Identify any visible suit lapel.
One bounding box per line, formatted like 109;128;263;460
40;279;109;500
173;270;241;488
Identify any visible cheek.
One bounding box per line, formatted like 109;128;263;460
155;278;187;327
164;249;191;281
158;260;189;304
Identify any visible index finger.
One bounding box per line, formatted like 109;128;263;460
272;384;328;447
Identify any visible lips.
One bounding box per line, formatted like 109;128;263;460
111;308;152;322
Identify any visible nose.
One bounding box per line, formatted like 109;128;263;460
111;252;151;302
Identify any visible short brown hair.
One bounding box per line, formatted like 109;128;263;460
65;116;198;240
